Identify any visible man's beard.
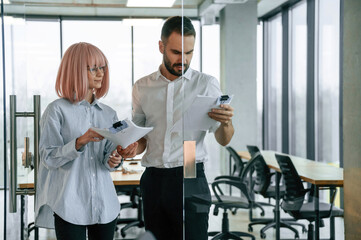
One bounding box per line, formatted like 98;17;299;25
163;52;189;77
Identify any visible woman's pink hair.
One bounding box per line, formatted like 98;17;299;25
55;42;110;103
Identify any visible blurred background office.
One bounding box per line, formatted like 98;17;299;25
1;0;360;239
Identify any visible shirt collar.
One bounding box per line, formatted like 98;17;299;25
156;66;193;82
77;98;103;110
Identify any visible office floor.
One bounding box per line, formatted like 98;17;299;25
1;193;344;240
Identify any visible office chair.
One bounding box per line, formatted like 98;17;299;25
275;154;344;240
224;146;248;178
246;148;305;239
214;146;266;217
116;186;144;237
208;152;275;240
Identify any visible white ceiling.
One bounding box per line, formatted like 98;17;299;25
2;0;288;19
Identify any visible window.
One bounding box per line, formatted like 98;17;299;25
264;14;282;151
62;20;133;120
315;0;340;164
289;1;307;157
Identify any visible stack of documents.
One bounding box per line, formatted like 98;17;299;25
92;119;153;148
172;94;233;132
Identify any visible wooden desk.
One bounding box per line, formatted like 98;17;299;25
19;160;144;189
238;151;343;186
238;150;344;240
111;160;144;186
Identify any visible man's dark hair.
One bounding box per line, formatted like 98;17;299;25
161;16;196;43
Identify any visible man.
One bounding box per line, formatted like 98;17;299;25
119;16;234;240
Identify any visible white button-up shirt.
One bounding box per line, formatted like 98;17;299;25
132;68;222;168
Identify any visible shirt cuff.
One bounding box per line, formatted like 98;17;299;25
66;138;84;158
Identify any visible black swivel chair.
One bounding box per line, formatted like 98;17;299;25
208;152;276;240
224;146;248;178
215;146;266;217
116;185;144;237
246;147;305;239
275;154;344;240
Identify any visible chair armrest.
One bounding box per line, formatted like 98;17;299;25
214;175;241;181
318;187;337;204
310;186;338;218
211;179;251;203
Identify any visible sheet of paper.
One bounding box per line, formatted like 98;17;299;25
92;119;153;148
172;95;233;132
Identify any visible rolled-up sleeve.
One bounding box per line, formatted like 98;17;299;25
132;83;146;127
208;77;222;132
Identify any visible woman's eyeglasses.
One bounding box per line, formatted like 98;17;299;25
88;65;107;75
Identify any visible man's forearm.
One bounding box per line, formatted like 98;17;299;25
215;121;234;146
137;137;147;154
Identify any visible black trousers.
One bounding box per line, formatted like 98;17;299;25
140;163;211;240
54;213;117;240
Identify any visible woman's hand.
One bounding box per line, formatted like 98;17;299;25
75;128;104;150
108;150;123;168
116;142;139;159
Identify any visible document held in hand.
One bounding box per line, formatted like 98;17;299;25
172;94;233;132
92;119;153;148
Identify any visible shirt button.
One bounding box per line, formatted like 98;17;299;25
93;173;95;177
90;157;93;160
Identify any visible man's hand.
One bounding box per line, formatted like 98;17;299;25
208;104;234;125
108;149;123;168
117;142;139;159
209;104;235;146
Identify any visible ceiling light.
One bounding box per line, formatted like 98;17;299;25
122;18;163;26
126;0;176;8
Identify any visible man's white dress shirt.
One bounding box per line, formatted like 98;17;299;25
132;68;222;168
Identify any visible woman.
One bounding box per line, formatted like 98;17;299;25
35;42;138;240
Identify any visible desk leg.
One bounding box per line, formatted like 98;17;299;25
314;185;320;240
275;172;281;240
249;168;254;221
35;226;39;240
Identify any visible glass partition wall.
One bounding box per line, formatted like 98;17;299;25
0;3;183;240
1;0;343;239
0;1;227;240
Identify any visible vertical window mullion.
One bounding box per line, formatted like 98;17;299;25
306;0;316;160
282;8;289;154
262;21;269;149
59;17;63;59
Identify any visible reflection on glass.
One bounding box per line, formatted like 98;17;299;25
265;14;282;151
316;0;340;164
289;1;307;157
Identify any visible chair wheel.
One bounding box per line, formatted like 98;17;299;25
295;233;300;239
260;212;265;216
248;226;253;232
121;230;126;238
302;226;307;233
261;233;266;239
